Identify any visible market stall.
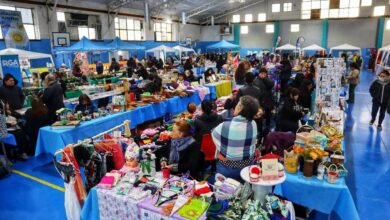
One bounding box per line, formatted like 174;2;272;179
329;43;361;57
275;44;300;52
107;37;145;61
145;45;176;63
206;40;239;52
35;91;202;156
302;44;326;55
205;80;233;100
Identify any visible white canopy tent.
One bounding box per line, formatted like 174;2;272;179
145;45;176;62
275;44;299;51
329;43;361;54
173;45;196;53
0;48;54;63
302;44;326;52
173;45;196;60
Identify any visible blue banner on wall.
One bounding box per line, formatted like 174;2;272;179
0;55;23;87
0;9;29;50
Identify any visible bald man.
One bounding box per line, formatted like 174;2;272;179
42;74;64;123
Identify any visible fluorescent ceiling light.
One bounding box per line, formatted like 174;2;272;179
373;6;385;16
232;14;240;23
241;25;248;34
258;13;266;22
245;14;252;22
361;0;372;6
272;3;281;12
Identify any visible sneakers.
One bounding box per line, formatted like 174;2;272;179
377;125;382;130
369;120;374;125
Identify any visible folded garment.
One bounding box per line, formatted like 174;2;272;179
98;176;115;189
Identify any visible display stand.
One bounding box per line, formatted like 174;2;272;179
240;165;286;203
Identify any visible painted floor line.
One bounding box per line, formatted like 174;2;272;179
12;169;65;192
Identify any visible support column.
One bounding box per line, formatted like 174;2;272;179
273;20;279;47
376;17;385;48
233;23;240;46
321;19;328;49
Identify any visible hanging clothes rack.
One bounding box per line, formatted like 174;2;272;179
54;120;131;157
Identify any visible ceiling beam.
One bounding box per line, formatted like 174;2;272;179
185;0;223;19
200;0;265;25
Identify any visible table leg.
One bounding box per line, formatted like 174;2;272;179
252;185;272;204
1;142;6;159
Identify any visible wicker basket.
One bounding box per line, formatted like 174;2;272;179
327;164;339;184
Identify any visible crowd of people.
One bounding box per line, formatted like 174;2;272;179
1;49;388;186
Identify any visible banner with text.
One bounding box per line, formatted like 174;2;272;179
0;9;29;50
0;55;23;87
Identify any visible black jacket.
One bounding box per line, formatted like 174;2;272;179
0;85;25;110
224;98;238;110
42;82;64;120
158;140;203;180
24;108;50;148
137;67;149;80
298;87;312;109
369;80;390;104
280;60;292;80
278;98;304;133
194;113;223;142
237;84;264;107
109;61;120;72
254;77;275;110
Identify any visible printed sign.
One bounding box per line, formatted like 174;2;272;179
0;55;23;87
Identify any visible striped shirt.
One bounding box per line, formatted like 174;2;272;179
211;115;258;161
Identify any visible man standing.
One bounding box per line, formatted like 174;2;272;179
42;74;64;123
254;68;275;130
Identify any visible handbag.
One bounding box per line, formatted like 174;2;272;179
0;101;8;137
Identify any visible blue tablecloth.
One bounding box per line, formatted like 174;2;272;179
0;134;17;146
273;141;359;220
35;91;201;156
81;188;99;220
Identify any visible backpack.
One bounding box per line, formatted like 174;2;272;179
0;156;12;178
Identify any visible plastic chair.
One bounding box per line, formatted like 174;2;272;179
201;133;216;161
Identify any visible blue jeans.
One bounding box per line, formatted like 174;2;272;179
216;162;244;183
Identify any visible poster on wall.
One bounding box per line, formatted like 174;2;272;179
0;55;23;87
0;9;29;50
74;52;89;74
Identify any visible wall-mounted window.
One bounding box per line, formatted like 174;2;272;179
311;1;321;9
78;27;96;40
329;9;339;18
0;5;38;40
373;6;386;17
115;17;144;41
301;10;311;19
272;4;281;13
154;22;173;42
283;3;293;12
241;25;249;34
386;20;390;30
57;11;65;22
291;24;300;32
245;14;252;22
361;0;372;6
265;24;274;33
258;13;266;22
232;14;240;23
